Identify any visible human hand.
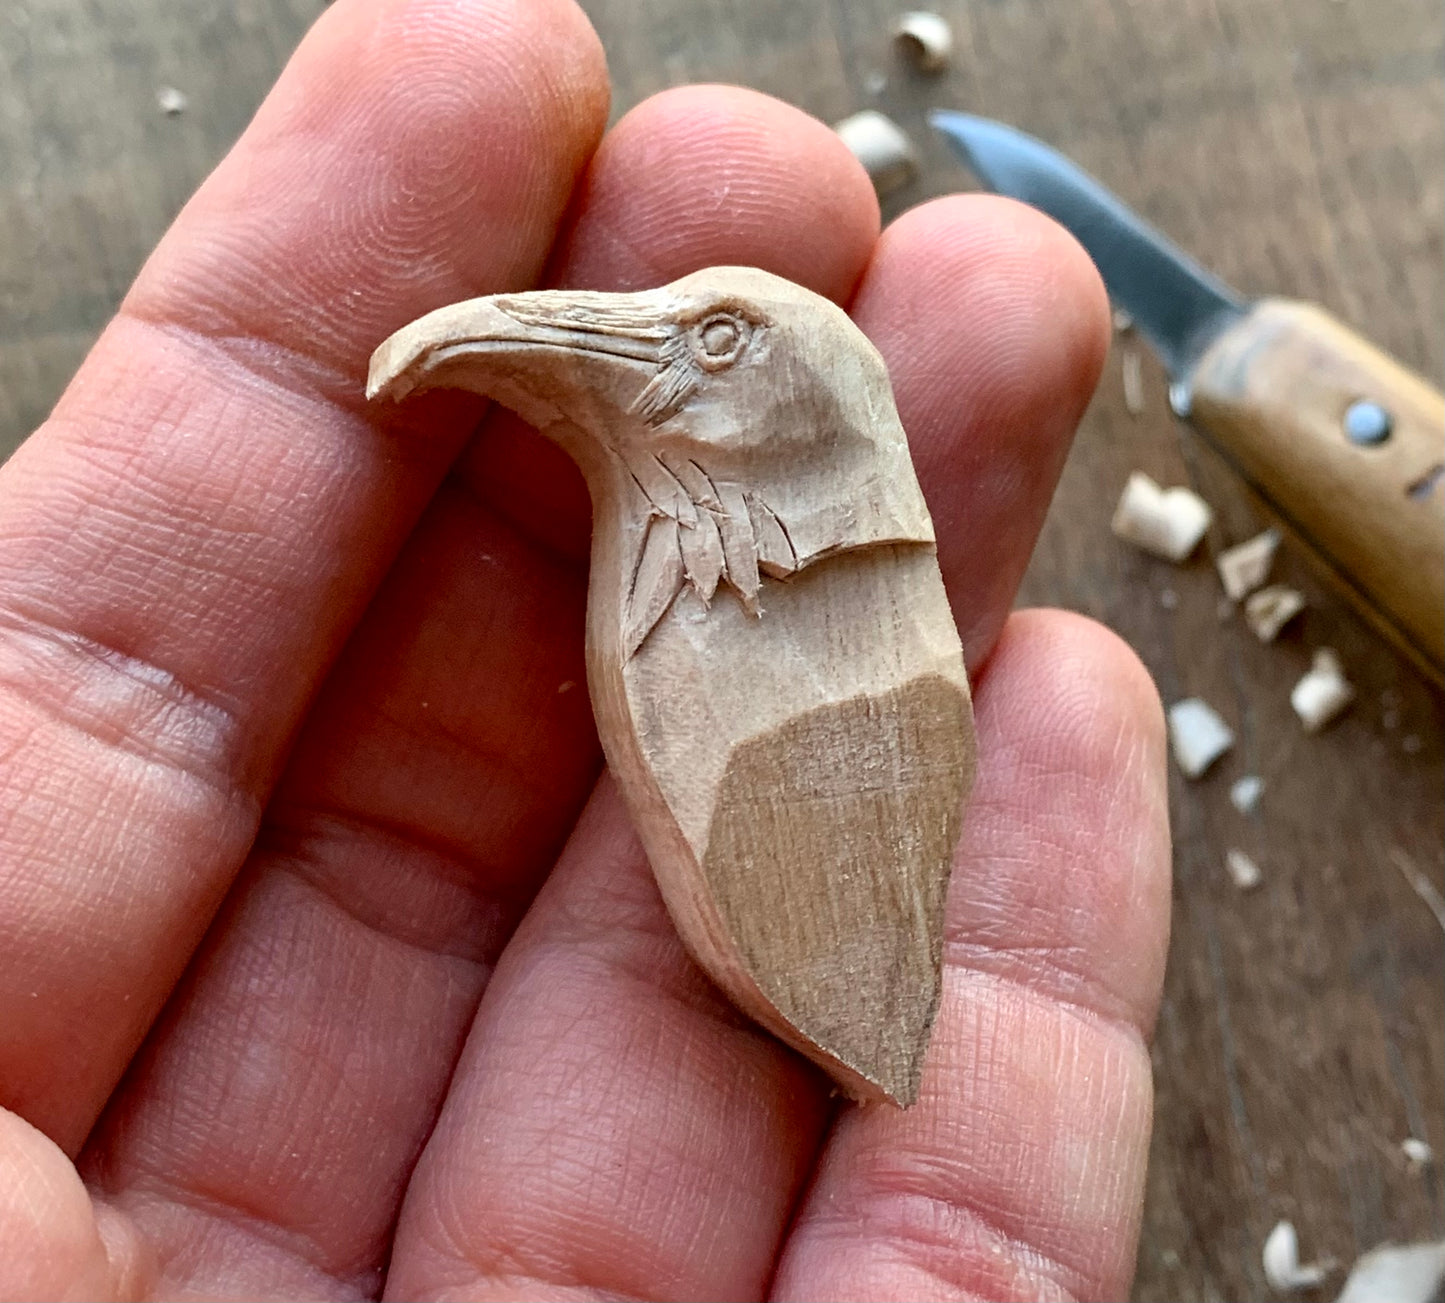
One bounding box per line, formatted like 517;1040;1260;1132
0;1;1170;1298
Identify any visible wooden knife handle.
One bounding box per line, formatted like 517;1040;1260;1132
1188;297;1444;683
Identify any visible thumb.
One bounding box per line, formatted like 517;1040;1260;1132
0;1107;150;1301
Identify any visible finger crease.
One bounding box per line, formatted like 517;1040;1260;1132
0;602;253;800
119;305;367;422
949;963;1151;1065
257;805;526;968
109;1176;377;1301
943;930;1145;1032
815;1183;1082;1302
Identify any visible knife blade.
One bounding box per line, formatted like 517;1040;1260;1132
931;110;1445;684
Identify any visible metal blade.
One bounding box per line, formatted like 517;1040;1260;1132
929;110;1247;379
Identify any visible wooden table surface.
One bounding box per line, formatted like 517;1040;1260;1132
2;1;1441;1298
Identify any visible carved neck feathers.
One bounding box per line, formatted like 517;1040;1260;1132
614;382;935;660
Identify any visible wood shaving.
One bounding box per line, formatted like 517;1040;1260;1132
156;85;188;115
1230;775;1264;814
1291;648;1354;731
1245;584;1306;641
893;11;953;71
833;110;917;195
1112;308;1134;333
1334;1240;1445;1303
1167;698;1234;778
1263;1219;1336;1292
1122;347;1145;416
1159;587;1179;610
1226;848;1262;890
1111;472;1213;562
1217;528;1281;601
1401;1137;1434;1169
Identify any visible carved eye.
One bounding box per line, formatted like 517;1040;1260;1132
693;313;751;370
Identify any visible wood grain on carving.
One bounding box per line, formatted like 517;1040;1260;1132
707;675;970;1103
368;267;976;1105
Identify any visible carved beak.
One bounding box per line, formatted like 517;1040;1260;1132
365;294;668;406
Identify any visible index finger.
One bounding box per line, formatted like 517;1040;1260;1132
0;0;608;1152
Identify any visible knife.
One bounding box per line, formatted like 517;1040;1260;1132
931;110;1444;684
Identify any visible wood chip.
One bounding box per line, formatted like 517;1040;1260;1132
1217;528;1281;601
1225;848;1262;890
1245;584;1306;641
892;11;953;71
1230;774;1264;814
1167;698;1234;778
833;110;917;195
1263;1219;1336;1292
156;85;188;115
1334;1240;1445;1303
1122;347;1145;416
1291;648;1354;731
1111;472;1213;562
1401;1137;1434;1169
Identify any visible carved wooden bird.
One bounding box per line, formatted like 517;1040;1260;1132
369;267;975;1105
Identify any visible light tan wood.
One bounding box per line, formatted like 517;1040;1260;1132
368;267;976;1105
1188;298;1445;683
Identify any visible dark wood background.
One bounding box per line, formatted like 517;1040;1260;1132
2;1;1441;1298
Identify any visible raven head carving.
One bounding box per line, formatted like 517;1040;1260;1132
370;267;973;1107
369;267;934;659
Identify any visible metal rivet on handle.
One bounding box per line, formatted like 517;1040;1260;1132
1343;399;1393;446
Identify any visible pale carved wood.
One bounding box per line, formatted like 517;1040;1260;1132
368;267;975;1105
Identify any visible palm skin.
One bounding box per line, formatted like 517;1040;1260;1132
0;1;1170;1300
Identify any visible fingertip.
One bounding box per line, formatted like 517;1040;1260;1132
988;607;1167;761
847;194;1110;666
314;0;613;159
858;193;1110;467
127;0;614;370
522;0;614;154
551;83;881;302
0;1110;118;1300
978;194;1113;403
461;83;884;558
